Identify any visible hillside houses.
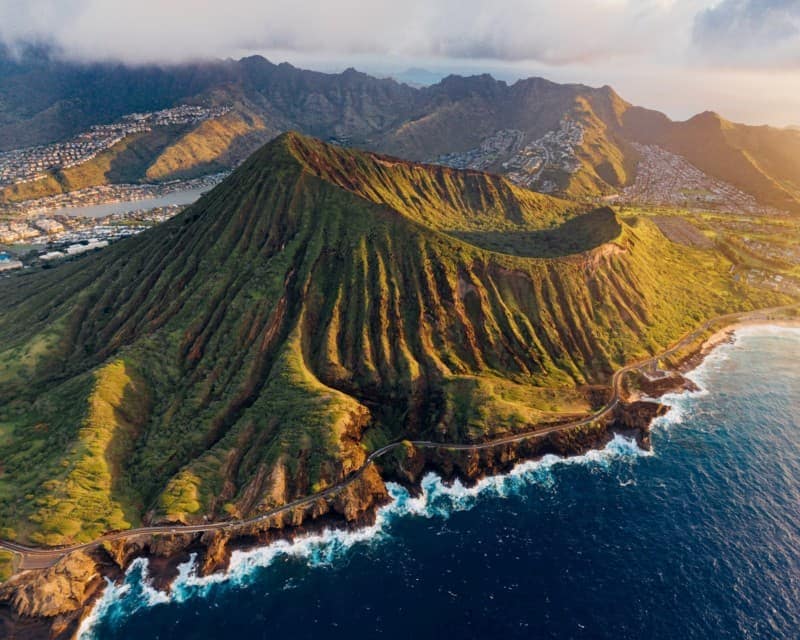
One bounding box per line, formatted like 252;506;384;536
620;144;783;216
0;105;231;187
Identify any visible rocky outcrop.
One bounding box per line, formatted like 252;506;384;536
1;552;99;620
368;400;656;506
381;400;660;490
0;550;107;639
0;459;393;638
0;397;679;639
198;530;231;576
331;465;389;522
612;401;669;450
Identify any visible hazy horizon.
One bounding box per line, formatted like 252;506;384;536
2;0;800;127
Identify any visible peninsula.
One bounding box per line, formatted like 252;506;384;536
0;133;796;638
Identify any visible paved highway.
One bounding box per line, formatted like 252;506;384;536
1;304;796;570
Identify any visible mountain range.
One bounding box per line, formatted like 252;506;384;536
3;50;800;212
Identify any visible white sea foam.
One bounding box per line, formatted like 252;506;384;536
733;324;800;340
652;377;708;428
652;323;800;430
82;326;798;637
77;434;648;639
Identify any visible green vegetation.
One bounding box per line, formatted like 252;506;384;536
24;360;149;544
564;94;635;197
146;110;268;181
451;206;621;257
284;133;578;232
0;126;192;203
0;132;789;545
619;205;800;292
0;550;15;582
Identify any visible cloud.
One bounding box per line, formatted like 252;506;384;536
0;0;702;65
692;0;800;66
3;0;799;126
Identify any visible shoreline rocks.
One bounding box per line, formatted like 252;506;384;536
0;345;711;640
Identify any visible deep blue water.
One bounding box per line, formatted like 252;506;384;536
82;327;800;640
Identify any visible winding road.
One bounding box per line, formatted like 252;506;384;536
2;304;797;571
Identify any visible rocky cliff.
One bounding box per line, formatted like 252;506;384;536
0;394;675;640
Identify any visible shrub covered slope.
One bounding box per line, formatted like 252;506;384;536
0;133;781;544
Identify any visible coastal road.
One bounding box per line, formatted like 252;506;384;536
2;304;796;571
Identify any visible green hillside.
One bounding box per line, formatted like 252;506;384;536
0;125;192;203
368;77;636;198
0;133;783;545
145;110;273;181
0;109;273;203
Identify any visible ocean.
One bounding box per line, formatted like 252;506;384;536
81;326;800;640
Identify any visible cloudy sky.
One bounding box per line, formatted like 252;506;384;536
1;0;799;125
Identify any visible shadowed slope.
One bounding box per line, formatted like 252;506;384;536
450;206;622;258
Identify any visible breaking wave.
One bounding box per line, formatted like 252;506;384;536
78;434;649;639
652;324;800;431
83;325;800;639
75;323;800;640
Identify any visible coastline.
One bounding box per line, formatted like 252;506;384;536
2;314;799;640
76;431;651;640
676;319;800;376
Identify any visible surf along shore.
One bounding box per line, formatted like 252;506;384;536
1;304;798;640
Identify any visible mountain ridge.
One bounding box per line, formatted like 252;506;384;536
3;52;800;212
